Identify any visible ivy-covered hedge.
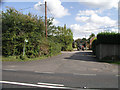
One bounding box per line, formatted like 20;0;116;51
97;32;120;45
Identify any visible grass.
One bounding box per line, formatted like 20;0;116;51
2;53;61;62
2;56;47;62
98;56;120;65
98;60;120;65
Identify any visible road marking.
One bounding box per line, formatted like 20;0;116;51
0;81;69;89
73;73;96;76
34;71;54;74
10;66;16;67
3;69;17;71
37;82;64;86
116;75;120;77
42;72;54;74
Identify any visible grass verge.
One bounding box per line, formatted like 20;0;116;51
98;56;120;65
2;53;61;62
98;60;120;65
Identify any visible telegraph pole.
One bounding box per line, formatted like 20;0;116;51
45;1;47;38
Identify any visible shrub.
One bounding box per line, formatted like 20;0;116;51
49;41;61;56
19;55;27;60
66;44;73;51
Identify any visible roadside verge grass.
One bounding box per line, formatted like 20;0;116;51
98;60;120;65
98;56;120;65
2;53;61;62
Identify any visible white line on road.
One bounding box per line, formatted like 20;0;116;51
10;66;16;67
37;82;64;86
34;71;54;74
73;73;96;76
0;81;69;89
3;69;17;71
116;75;120;77
42;72;55;74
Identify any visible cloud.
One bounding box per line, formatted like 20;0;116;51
70;6;73;9
34;0;70;18
75;16;89;22
67;0;118;10
70;23;99;39
111;28;118;32
62;0;119;10
52;19;60;25
90;14;116;26
34;1;45;13
77;10;100;16
75;10;117;27
72;9;117;39
81;0;119;10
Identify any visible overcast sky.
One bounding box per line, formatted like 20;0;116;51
2;0;119;40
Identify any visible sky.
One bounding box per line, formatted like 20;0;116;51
2;0;119;40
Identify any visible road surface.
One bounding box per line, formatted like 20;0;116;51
2;51;119;89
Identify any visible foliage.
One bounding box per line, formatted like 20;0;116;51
2;8;45;57
49;40;61;56
75;37;87;48
2;8;73;60
75;39;81;44
48;24;73;51
66;43;73;51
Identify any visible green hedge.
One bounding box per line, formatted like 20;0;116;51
97;32;120;44
92;32;120;55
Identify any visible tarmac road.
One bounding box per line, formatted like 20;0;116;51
2;51;119;89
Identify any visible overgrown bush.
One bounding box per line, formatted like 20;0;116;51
56;35;73;51
66;44;73;51
49;41;61;56
2;8;73;60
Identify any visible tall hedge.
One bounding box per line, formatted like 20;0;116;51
97;32;120;44
92;32;120;55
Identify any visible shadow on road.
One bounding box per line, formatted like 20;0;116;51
64;51;99;62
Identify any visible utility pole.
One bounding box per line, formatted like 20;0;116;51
45;1;47;38
85;35;87;50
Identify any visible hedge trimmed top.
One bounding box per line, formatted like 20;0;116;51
97;32;120;44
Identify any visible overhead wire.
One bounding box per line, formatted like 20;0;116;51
19;6;33;11
83;25;118;31
47;6;55;18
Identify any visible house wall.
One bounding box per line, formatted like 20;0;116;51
96;44;120;59
89;36;95;49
